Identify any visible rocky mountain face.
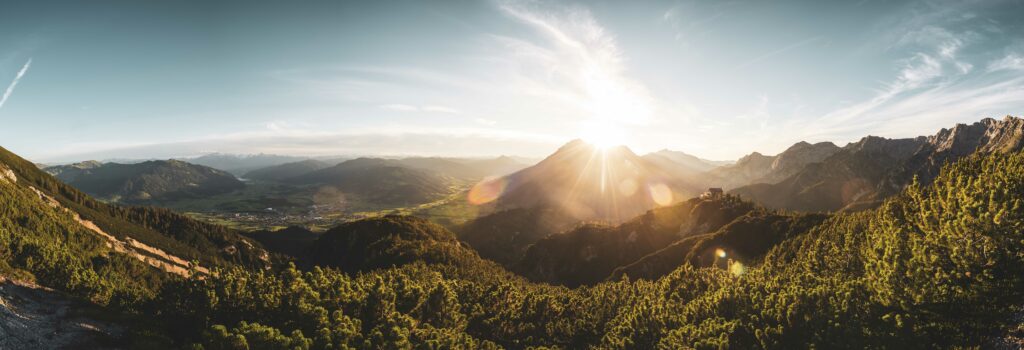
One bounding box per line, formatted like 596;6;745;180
733;116;1024;212
882;116;1024;192
705;141;840;189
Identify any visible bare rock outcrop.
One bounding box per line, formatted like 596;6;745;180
0;277;124;349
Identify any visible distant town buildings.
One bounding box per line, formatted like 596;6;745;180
701;187;724;200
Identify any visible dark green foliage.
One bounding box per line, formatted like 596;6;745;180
245;226;320;258
0;174;165;307
1;146;269;270
456;207;575;267
513;196;754;287
6;146;1024;349
304;216;486;274
611;210;827;281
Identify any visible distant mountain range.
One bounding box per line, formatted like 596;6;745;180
731;116;1024;212
242;159;332;182
182;153;310;176
45;159;244;203
642;149;732;176
38;116;1024;219
704;141;840;190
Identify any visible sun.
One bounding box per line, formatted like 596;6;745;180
579;121;625;150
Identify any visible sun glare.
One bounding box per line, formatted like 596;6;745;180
580;122;625;150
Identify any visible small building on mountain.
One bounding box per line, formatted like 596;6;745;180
700;187;724;200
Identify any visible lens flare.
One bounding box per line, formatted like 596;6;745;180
715;248;727;258
648;182;673;206
619;178;638;196
468;177;507;205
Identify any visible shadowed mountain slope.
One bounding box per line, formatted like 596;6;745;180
512;196;755;287
732;116;1024;212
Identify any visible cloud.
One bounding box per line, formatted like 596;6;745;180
805;26;993;139
0;58;32;110
380;104;420;112
33;125;563;163
495;0;657;127
474;118;497;126
988;54;1024;72
421;105;461;114
379;104;461;114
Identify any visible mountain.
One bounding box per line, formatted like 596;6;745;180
45;159;244;203
456;207;576;266
882;116;1024;191
513;195;755;287
40;160;103;182
243;226;320;258
642;149;731;175
489;140;704;224
291;158;454;206
242;159;331;182
382;156;527;180
732;116;1024;212
184;153;308;175
450;155;530;177
0;146;270;278
6;141;1024;349
303;215;483;273
609;210;827;281
391;157;491;180
705;141;840;189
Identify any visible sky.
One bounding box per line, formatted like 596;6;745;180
2;0;1024;163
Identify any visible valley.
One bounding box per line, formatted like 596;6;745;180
5;117;1024;348
9;2;1024;348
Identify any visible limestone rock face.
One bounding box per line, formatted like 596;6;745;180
732;116;1024;212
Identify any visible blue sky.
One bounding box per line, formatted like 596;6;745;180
2;0;1024;162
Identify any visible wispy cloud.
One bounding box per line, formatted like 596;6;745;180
34;125;563;162
0;58;32;110
380;104;420;112
495;0;657;127
988;53;1024;72
804;24;1001;139
379;103;461;114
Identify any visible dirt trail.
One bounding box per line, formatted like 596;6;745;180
0;277;124;349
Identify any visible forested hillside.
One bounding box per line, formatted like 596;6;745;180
148;148;1024;349
3;145;1024;348
1;146;270;270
